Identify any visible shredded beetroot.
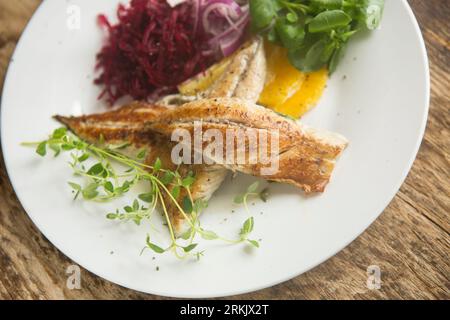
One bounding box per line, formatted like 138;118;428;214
95;0;216;105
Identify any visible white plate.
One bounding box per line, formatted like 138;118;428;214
1;0;429;298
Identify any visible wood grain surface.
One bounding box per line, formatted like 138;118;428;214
0;0;448;300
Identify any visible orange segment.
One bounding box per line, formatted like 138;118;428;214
259;42;328;118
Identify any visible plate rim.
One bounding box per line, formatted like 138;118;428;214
0;0;430;298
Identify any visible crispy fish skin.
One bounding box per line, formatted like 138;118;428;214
146;97;348;193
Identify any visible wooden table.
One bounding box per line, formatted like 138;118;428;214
0;0;448;300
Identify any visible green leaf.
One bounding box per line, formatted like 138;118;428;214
104;181;114;193
49;143;61;157
106;213;118;219
161;171;175;185
247;239;260;248
308;10;352;33
200;229;219;240
182;176;195;187
171;185;181;199
180;228;193;240
309;0;343;10
132;199;139;211
363;0;384;30
68;182;81;191
275;19;305;50
288;38;328;72
182;196;193;214
61;144;75;151
36;142;47;157
286;12;298;23
52;127;67;139
259;188;269;202
137;149;147;160
82;183;99;200
87;163;104;176
328;46;344;74
138;193;153;203
153;158;162;171
78;153;90;162
234;194;245;204
183;243;198;253
250;0;277;31
147;242;165;254
247;181;260;193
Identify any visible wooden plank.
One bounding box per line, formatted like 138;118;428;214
0;0;448;299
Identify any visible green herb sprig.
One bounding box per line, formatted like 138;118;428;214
250;0;385;73
24;128;261;259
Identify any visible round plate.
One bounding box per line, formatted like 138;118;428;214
1;0;429;298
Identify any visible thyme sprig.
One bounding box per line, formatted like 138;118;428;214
24;128;260;259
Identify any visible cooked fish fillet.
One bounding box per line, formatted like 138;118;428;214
204;36;266;102
54;102;225;236
146;98;348;193
54;37;267;235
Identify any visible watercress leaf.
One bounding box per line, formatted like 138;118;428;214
363;0;384;30
275;19;305;49
286;11;298;23
183;243;198;253
36;142;47;157
247;239;260;248
267;27;279;43
288;38;328;72
200;229;219;240
321;41;337;63
308;10;352;33
124;205;133;213
250;0;277;31
328;45;344;74
310;0;343;10
138;193;153;203
247;181;259;193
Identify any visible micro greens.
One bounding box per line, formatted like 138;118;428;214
250;0;385;73
23;128;261;260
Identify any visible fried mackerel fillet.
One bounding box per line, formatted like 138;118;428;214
54;102;226;236
146;98;348;193
53;38;267;235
